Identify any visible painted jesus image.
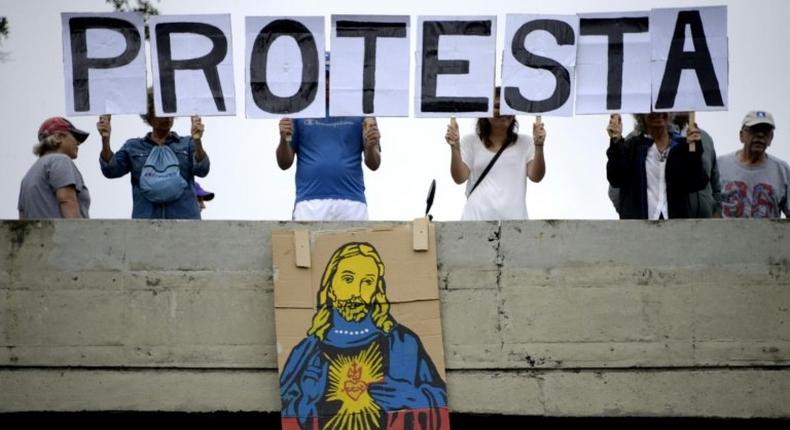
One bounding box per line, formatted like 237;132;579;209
280;242;449;430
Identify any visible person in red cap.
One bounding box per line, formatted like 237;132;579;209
18;117;91;218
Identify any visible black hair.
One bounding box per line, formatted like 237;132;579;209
140;87;155;126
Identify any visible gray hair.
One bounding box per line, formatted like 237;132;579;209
32;134;61;157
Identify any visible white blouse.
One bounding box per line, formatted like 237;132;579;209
645;143;669;220
459;133;535;220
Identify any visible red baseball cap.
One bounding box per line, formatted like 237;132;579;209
37;117;90;143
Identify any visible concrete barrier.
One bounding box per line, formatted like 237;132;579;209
1;219;788;416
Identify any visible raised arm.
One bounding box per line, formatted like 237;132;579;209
363;117;381;170
276;117;296;170
97;115;132;178
97;114;113;162
191;115;207;162
446;117;470;184
605;113;630;188
527;116;546;182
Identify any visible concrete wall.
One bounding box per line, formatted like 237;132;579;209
1;220;788;417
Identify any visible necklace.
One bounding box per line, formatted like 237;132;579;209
657;147;669;162
655;144;670;162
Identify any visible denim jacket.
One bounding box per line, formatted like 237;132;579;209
100;132;210;219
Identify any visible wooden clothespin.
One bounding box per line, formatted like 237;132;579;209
412;217;430;252
294;230;311;268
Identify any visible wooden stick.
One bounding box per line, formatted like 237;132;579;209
688;112;696;152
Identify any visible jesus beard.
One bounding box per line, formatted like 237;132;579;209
334;296;370;322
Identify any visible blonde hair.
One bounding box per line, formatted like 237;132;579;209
307;242;394;340
32;134;62;157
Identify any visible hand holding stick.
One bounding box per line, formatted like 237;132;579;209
687;112;697;152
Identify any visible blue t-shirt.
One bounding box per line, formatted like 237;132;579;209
292;117;366;203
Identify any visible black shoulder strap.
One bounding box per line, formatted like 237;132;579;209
469;141;509;196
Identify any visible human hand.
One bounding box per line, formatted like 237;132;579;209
363;117;380;150
445;117;460;149
97;114;111;139
279;117;293;143
607;113;623;140
687;112;697;152
687;128;701;148
191;115;204;140
368;376;425;410
533;115;545;146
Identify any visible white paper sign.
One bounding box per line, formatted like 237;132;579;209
245;16;326;119
62;12;146;115
415;16;497;118
651;6;728;112
501;14;578;117
576;12;651;114
329;15;410;117
150;14;236;117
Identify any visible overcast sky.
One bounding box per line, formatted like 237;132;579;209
1;0;788;221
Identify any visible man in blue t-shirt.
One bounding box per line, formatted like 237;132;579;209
276;64;381;221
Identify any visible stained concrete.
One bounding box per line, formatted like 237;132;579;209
1;219;788;416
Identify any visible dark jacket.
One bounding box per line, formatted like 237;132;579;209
607;132;709;219
608;129;722;217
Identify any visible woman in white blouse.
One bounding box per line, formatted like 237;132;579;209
444;87;546;220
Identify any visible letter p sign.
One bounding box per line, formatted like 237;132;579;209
62;12;147;115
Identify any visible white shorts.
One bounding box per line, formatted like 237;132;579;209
293;198;369;221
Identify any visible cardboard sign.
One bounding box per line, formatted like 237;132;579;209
651;6;728;112
61;12;146;115
273;224;449;430
501;14;579;116
576;12;651;114
245;16;326;119
149;14;236;116
415;16;496;118
329;15;411;117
